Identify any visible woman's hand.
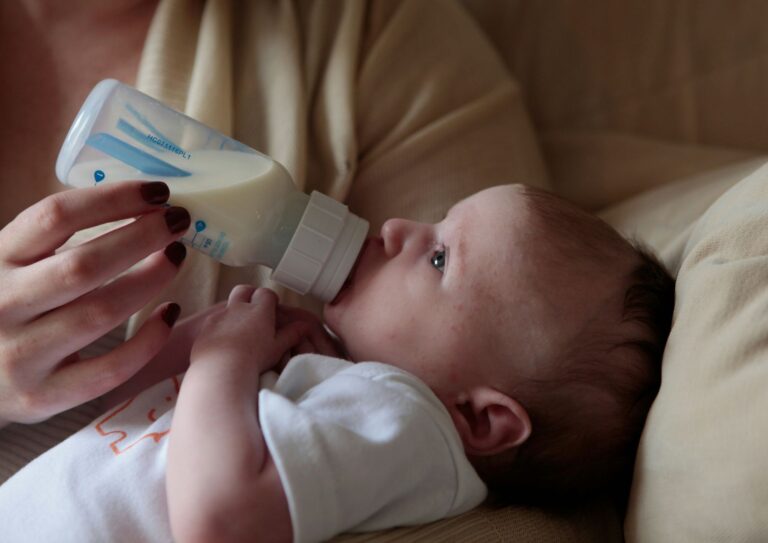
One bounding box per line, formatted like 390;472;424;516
190;286;309;376
0;181;190;425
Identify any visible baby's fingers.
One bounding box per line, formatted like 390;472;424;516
249;287;278;306
228;286;279;309
276;304;323;328
227;284;257;305
278;305;343;358
227;286;280;328
273;321;311;359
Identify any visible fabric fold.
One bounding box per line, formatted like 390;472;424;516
128;0;548;331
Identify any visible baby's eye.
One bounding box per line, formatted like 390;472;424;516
430;248;446;273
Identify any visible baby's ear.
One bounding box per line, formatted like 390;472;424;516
447;387;531;456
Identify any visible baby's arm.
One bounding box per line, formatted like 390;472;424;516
167;287;308;543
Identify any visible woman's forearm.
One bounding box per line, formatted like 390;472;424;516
101;302;226;409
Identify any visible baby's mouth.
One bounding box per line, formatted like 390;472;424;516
330;237;370;306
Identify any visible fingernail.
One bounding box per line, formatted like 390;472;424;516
162;303;181;327
140;182;170;205
164;207;191;234
164;241;187;267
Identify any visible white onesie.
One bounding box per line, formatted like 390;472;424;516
0;354;486;542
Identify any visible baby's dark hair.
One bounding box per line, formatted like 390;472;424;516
474;185;675;506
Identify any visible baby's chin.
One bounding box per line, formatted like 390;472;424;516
320;306;349;354
321;301;338;328
323;292;353;326
323;301;376;363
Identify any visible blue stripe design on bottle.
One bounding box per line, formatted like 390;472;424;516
117;119;190;158
86;133;192;177
124;102;188;156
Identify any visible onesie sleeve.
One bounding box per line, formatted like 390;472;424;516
258;357;487;543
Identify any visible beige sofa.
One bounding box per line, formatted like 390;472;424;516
2;1;768;541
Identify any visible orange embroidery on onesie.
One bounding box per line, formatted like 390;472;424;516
94;376;182;456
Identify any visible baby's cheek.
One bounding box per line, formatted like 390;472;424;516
449;321;465;335
379;318;402;342
355;319;407;363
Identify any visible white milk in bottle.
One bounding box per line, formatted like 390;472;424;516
68;150;307;268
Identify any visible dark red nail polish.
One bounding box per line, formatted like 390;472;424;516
164;241;187;267
164;207;191;234
161;303;181;327
140;182;170;205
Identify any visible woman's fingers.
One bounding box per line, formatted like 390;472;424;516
25;245;186;366
12;207;190;320
0;181;172;264
40;302;182;422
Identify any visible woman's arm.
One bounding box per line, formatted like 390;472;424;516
167;287;307;543
100;302;226;409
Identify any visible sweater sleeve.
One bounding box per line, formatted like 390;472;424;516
258;356;487;543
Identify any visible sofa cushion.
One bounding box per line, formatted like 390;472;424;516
599;158;768;542
599;158;767;273
334;495;623;543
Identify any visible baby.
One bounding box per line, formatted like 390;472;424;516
0;184;674;543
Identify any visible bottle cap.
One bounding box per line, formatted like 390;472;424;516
272;191;369;302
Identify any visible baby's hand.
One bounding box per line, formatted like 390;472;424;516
190;286;308;375
277;304;347;362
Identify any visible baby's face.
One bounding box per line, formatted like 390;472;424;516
323;184;587;396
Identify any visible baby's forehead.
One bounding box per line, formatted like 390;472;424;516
457;185;629;318
456;187;566;267
444;185;639;368
451;184;630;286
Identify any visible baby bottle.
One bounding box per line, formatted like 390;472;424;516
55;79;368;302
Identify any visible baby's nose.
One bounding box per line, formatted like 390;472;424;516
380;218;414;256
